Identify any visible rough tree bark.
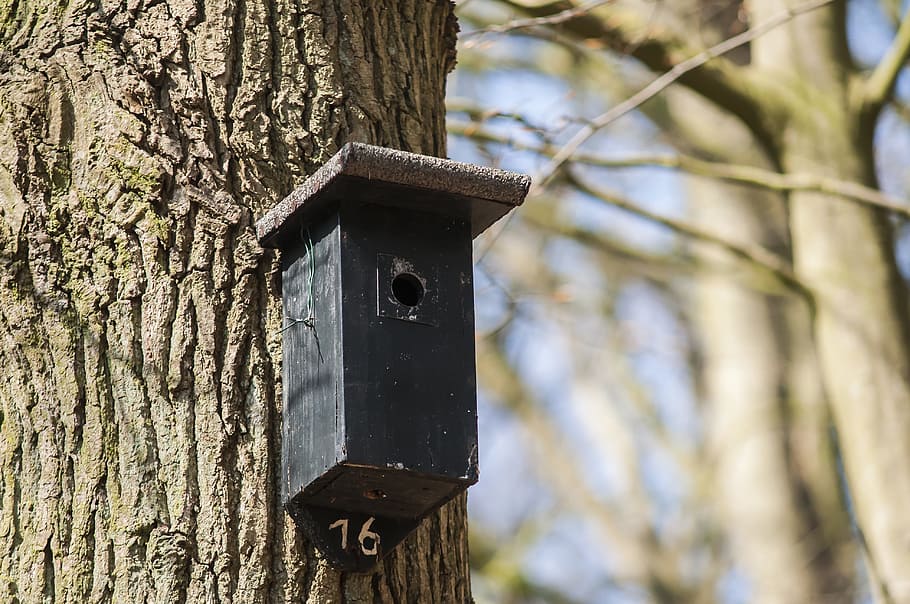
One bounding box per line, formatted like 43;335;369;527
0;1;472;602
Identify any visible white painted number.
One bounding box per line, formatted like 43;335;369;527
329;516;381;556
328;518;348;549
358;516;380;556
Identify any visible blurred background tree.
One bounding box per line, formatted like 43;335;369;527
449;1;910;602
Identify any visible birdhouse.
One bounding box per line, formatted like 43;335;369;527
256;143;530;571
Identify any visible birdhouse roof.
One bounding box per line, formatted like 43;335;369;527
256;143;531;248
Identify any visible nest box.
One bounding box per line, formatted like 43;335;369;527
256;143;530;571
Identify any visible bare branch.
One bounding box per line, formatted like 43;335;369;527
881;0;905;25
463;0;614;41
521;208;691;280
531;0;837;192
564;171;810;297
520;208;798;296
471;521;587;604
497;0;775;134
893;98;910;123
663;156;908;216
862;13;910;115
448;120;909;217
446;97;553;135
476;336;687;590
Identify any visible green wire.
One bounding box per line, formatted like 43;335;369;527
303;228;316;326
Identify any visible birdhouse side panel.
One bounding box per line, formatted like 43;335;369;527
281;214;346;505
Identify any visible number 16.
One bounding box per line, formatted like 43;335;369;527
329;517;381;556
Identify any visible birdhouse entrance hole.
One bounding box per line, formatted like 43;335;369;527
391;272;424;307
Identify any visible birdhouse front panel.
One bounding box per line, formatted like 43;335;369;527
340;201;477;476
331;201;478;518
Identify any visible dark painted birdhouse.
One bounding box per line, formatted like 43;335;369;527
256;143;530;571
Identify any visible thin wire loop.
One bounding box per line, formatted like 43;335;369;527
278;226;317;335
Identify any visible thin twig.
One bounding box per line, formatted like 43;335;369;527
894;99;910;123
533;0;837;193
446;97;552;136
477;336;685;588
447;120;909;216
522;209;690;277
565;170;811;297
863;12;910;112
463;0;614;42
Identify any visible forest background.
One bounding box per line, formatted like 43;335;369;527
453;1;910;603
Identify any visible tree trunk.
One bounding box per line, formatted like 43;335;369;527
692;178;854;603
675;87;854;602
750;2;910;601
0;1;472;602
